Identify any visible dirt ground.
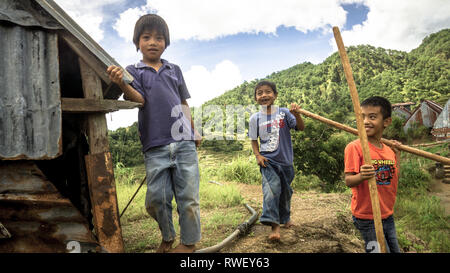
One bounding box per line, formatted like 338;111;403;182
221;183;365;253
217;177;450;253
430;178;450;216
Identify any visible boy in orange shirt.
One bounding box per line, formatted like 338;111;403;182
344;96;402;253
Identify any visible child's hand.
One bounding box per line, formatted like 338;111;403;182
107;65;125;86
389;140;402;154
289;103;302;116
256;154;268;168
194;130;202;148
359;164;375;180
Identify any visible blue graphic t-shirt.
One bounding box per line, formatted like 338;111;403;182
248;107;298;166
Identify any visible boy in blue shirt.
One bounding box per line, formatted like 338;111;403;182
248;81;305;241
107;14;201;253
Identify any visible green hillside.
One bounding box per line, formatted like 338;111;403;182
203;28;449;124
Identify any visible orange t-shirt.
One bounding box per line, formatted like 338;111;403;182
344;139;399;220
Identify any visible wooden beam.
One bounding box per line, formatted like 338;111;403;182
59;30;111;85
79;57;124;253
61;98;142;113
333;26;386;253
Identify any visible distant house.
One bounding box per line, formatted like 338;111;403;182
392;102;414;120
403;100;443;133
431;99;450;141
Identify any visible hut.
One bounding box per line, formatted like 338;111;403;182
0;0;140;252
431;99;450;141
392;102;414;120
403;100;443;134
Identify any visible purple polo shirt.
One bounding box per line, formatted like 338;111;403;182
126;59;194;152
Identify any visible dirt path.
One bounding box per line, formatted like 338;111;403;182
430;178;450;216
221;183;365;253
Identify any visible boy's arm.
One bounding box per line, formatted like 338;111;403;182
289;103;305;131
181;100;202;147
344;164;375;188
107;65;145;104
251;140;268;167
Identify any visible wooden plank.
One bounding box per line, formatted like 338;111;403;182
79;58;124;253
333;26;386;253
61;98;142;113
297;108;450;165
85;152;124;253
59;30;111;85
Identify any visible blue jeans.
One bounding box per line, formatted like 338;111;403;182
352;215;401;253
259;161;295;226
144;140;201;245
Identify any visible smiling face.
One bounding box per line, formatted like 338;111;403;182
139;29;166;65
255;85;277;107
361;105;391;140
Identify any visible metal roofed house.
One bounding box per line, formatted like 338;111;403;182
0;0;141;253
431;99;450;141
403;100;443;134
392;102;414;120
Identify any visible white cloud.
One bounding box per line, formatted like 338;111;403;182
54;0;121;42
334;0;450;51
106;108;138;131
114;0;348;42
184;60;243;107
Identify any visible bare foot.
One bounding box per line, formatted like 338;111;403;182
170;244;196;253
282;221;295;229
155;240;174;253
268;224;280;241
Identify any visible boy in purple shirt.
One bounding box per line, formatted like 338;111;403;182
107;14;201;253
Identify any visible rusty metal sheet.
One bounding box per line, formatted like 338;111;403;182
85;152;124;253
0;161;99;253
0;0;62;29
0;24;62;160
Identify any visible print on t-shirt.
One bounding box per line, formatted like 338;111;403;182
259;111;286;152
372;159;396;186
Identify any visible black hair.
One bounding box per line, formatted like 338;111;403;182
254;80;277;99
133;14;170;51
361;96;392;119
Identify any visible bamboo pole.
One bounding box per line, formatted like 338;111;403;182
296;108;450;165
333;26;386;253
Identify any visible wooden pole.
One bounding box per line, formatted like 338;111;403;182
333;26;386;253
296;108;450;165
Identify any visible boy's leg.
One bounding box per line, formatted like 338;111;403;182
278;165;295;226
352;216;380;253
259;163;282;234
144;146;176;249
382;215;401;253
353;215;400;253
170;141;201;251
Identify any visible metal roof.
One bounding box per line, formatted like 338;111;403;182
0;24;62;160
34;0;133;84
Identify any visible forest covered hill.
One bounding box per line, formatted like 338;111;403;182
203;28;449;124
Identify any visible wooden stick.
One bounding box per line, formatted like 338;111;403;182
297;108;450;165
333;26;386;253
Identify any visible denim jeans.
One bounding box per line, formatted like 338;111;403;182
144;140;201;245
352;215;401;253
259;161;295;226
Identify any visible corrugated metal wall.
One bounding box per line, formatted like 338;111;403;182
0;24;62;159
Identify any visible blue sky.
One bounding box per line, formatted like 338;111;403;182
53;0;449;130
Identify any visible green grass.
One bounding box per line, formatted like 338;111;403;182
393;144;450;252
115;141;450;253
115;162;246;252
